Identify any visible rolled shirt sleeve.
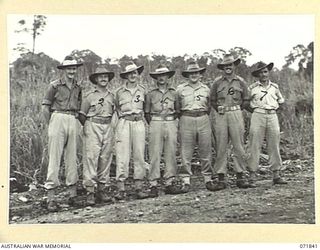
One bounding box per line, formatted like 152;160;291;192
42;84;56;106
79;97;90;117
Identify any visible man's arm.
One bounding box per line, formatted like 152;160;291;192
174;89;181;119
41;83;56;124
41;105;51;124
144;92;151;124
240;80;253;112
78;94;90;126
210;82;219;112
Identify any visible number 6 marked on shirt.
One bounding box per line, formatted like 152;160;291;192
227;87;235;95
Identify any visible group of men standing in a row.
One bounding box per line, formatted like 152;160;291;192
42;54;287;212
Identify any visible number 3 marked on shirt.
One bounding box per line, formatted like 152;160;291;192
134;95;141;103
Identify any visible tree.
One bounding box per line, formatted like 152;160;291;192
284;42;313;82
70;49;102;76
229;47;252;63
15;15;47;54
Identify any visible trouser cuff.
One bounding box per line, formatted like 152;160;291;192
68;185;77;197
134;180;144;189
249;171;257;181
181;176;190;185
149;180;158;187
47;189;56;201
165;177;175;186
85;186;95;193
273;170;280;179
117;181;125;191
203;175;212;183
97;183;107;191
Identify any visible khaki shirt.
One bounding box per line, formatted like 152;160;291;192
210;75;250;109
42;79;82;111
145;86;177;115
115;83;146;117
249;81;284;110
176;82;210;112
80;88;115;118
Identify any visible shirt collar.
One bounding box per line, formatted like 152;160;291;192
60;78;80;87
258;80;271;87
93;87;111;94
222;74;238;81
153;85;175;93
186;81;203;90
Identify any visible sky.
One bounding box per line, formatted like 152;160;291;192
7;15;314;69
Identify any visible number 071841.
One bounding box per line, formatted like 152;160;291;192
300;244;318;248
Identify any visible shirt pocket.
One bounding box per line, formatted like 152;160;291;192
151;96;162;112
161;96;175;112
54;88;68;105
180;92;194;108
269;91;279;102
119;98;132;112
232;86;243;101
132;94;144;110
194;89;208;105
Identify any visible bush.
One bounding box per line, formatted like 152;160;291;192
9;52;314;188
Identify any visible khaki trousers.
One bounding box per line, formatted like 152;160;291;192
82;121;114;193
44;112;79;190
178;115;213;184
148;120;178;186
115;119;146;183
214;110;247;174
248;112;282;171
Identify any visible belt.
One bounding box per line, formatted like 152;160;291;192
224;105;240;112
122;114;143;121
54;110;77;116
254;108;276;114
151;114;176;121
87;117;111;124
181;111;207;117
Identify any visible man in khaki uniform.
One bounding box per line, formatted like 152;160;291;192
42;56;83;212
114;61;149;200
145;63;181;197
176;61;214;193
248;61;287;186
79;66;115;206
210;54;250;191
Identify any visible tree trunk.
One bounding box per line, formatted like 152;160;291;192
32;15;36;54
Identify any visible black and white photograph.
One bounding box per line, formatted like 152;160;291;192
8;14;314;225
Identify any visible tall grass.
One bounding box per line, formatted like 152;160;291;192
9;63;314;187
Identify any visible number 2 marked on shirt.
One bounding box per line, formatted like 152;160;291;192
98;98;104;106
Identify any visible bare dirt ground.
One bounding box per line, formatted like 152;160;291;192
9;158;314;224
